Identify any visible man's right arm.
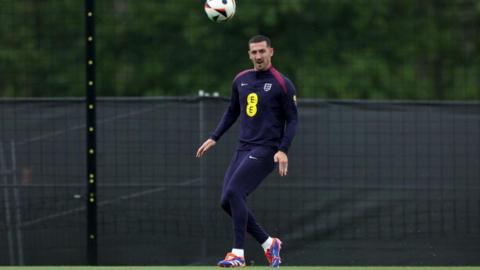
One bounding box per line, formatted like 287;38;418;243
210;83;240;141
196;83;240;158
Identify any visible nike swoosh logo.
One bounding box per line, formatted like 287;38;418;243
241;83;248;86
248;155;258;160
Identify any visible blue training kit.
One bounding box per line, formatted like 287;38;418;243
211;66;297;153
210;66;298;249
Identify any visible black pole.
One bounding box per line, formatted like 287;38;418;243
85;0;97;265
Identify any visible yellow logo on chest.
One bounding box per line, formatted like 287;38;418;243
246;93;258;117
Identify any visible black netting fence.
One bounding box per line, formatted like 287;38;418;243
1;98;479;265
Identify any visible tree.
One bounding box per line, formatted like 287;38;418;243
1;0;479;100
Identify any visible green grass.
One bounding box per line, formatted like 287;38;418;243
1;267;480;270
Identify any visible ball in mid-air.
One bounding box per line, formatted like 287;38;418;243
204;0;236;23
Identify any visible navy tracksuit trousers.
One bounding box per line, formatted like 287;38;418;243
220;146;276;249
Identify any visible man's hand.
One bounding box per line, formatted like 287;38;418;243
196;138;216;158
274;151;288;176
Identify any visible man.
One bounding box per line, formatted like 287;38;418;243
196;35;298;268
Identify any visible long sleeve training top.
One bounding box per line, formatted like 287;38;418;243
211;66;298;153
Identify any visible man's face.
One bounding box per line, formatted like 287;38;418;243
248;41;274;71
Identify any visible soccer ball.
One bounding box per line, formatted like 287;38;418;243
204;0;236;23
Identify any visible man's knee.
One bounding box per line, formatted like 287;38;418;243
220;188;240;210
220;197;230;212
223;188;240;200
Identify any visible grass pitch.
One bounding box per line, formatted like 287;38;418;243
1;267;480;270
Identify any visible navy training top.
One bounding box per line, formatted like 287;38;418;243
210;66;298;153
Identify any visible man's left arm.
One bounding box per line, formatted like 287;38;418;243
276;79;298;176
278;79;298;154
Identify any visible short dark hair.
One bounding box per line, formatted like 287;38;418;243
248;35;272;47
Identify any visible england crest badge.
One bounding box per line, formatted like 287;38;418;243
263;83;272;92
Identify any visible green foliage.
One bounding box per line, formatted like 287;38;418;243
1;0;479;100
0;1;84;97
